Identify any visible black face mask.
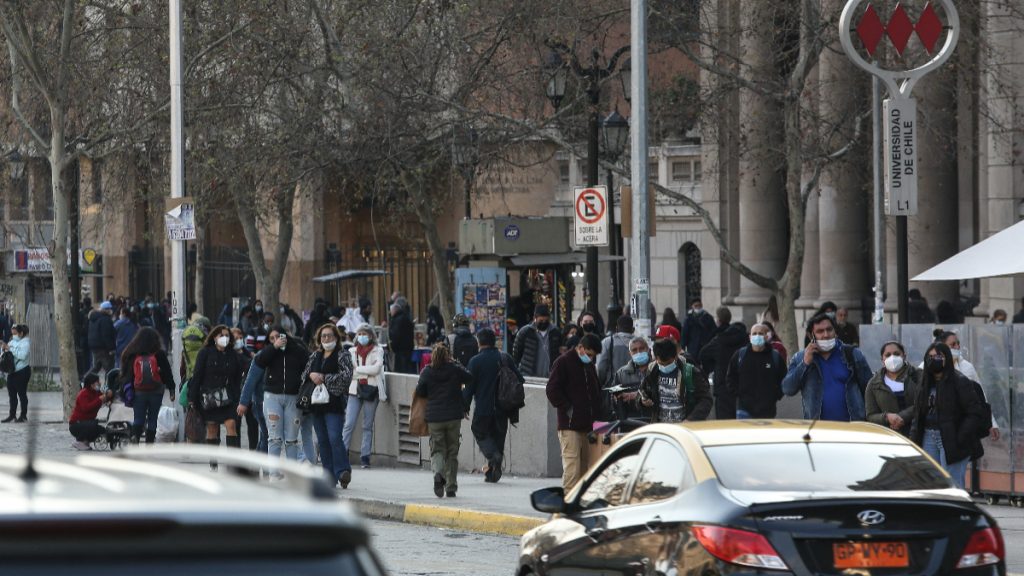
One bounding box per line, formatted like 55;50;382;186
581;323;596;333
536;320;551;331
926;356;945;374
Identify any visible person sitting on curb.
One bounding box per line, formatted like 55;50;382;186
70;373;113;450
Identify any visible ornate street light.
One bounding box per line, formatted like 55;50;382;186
545;51;567;110
602;110;629;161
7;149;25;180
619;58;631;104
453;127;479;219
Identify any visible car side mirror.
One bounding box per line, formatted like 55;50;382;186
530;486;568;514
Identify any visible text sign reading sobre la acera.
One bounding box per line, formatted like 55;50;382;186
883;97;917;216
574;186;609;247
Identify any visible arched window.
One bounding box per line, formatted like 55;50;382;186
678;242;702;311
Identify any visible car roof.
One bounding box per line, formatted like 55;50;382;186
672;419;912;447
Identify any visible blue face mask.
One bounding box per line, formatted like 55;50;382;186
658;362;676;374
750;335;766;347
578;353;593;365
631;352;649;365
357;335;370;346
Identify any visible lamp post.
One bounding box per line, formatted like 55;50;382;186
601;110;628;310
453;127;479;219
545;44;629;317
6;149;25;181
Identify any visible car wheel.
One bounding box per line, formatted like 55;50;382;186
985;495;1000;506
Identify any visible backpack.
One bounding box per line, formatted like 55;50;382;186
496;352;526;412
451;332;479;368
602;334;632;384
133;354;162;391
678;362;695;412
971;381;994;440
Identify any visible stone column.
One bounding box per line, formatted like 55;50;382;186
817;11;869;310
734;0;787;312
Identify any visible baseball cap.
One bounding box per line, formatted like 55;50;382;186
655;324;681;343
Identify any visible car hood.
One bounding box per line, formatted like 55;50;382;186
727;488;971;507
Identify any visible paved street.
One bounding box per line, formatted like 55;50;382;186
370;519;518;576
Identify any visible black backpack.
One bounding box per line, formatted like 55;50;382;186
496;352;525;412
451;332;479;368
970;381;993;440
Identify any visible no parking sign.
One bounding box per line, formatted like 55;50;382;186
574;186;609;247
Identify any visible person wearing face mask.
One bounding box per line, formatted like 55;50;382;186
760;321;788;363
546;333;605;491
598;315;635;387
303;324;355;488
120;327;175;443
680;298;716;358
465;328;524;483
69;373;114;450
726;324;785;419
188;325;244;464
230;326;260;451
865;341;922;435
782;313;872;421
345;324;387;468
988;309;1008;326
566;312;599;350
513;304;564;379
926;330;998;444
250;327;310;466
609;336;653;421
2;324;32;423
910;343;986;489
698;306;746;420
638;338;712;423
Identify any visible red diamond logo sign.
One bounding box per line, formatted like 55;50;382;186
886;4;915;55
915;2;943;53
857;5;885;57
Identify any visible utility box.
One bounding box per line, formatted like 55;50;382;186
459;217;570;256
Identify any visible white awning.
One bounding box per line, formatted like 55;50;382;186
312;269;386;283
913;220;1024;281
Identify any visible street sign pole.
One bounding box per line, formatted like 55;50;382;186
169;0;187;390
839;0;959;323
630;0;650;338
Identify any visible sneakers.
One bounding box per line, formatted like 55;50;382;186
433;473;446;498
445;490;456;498
339;470;352;489
71;441;92;451
484;460;502;483
360;456;371;469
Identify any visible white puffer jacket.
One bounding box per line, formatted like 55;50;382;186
349;345;387;401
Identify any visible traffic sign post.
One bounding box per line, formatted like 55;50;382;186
574;186;609;247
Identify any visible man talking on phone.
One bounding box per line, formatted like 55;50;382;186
782;312;872;422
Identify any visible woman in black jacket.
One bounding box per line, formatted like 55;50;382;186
188;325;243;463
910;343;985;489
120;327;175;444
302;324;355;488
415;343;473;498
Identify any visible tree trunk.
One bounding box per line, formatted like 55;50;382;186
49;115;78;419
235;180;297;319
413;196;455;331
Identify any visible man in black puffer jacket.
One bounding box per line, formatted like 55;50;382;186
513;304;563;378
698;306;747;420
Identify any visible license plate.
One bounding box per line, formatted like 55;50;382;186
833;541;909;568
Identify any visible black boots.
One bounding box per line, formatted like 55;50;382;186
225;435;256;477
144;429;156;444
225;435;241;450
2;414;14;423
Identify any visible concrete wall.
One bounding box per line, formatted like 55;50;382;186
346;373;563;478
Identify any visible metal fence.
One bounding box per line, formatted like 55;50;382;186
324;246;438;323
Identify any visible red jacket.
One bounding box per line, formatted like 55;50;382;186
546;350;603;432
70;388;104;423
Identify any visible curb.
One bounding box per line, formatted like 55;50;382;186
348;497;544;538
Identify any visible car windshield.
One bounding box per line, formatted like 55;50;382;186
705;443;952;492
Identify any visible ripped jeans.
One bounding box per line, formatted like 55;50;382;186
263;392;300;461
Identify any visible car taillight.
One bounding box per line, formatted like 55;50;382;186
956;527;1004;569
692;525;789;571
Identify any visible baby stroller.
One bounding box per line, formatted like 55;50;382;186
100;369;133;450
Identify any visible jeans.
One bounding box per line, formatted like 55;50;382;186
343;395;379;462
132;390;164;434
429;420;461;492
298;413;317;464
312;411;351;481
263;392;300;461
471;412;508;467
923;428;969;489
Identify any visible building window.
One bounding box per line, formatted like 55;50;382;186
671;161;691;182
558;160;570;184
693;161;702;182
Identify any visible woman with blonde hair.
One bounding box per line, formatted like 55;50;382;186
415;342;473;497
344;324;387;468
302;323;355;488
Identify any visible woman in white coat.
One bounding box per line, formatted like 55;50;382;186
343;324;387;468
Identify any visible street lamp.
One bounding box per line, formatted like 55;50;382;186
619;58;631;104
6;149;25;181
453;127;479;219
544;43;629;317
602;110;629;310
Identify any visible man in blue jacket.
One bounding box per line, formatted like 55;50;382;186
782;312;872;421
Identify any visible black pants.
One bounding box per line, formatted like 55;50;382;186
235;408;259;450
70;419;106;442
393;353;416;375
6;366;30;418
471;412;509;466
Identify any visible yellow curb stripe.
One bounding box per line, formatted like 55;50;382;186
403;503;544;537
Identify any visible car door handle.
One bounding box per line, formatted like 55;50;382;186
645;516;664;533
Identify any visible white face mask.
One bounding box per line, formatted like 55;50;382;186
322;341;337;351
816;338;837;352
883;355;905;373
216;336;230;348
951;348;962;360
234;339;245;350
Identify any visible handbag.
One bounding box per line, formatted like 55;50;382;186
178;378;190;408
311;383;330;405
409;393;429;437
296;377;317;411
0;350;14;374
184;406;205;443
201;387;231;411
357;380;379;402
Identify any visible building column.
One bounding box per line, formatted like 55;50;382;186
817;15;869;310
733;0;787;315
